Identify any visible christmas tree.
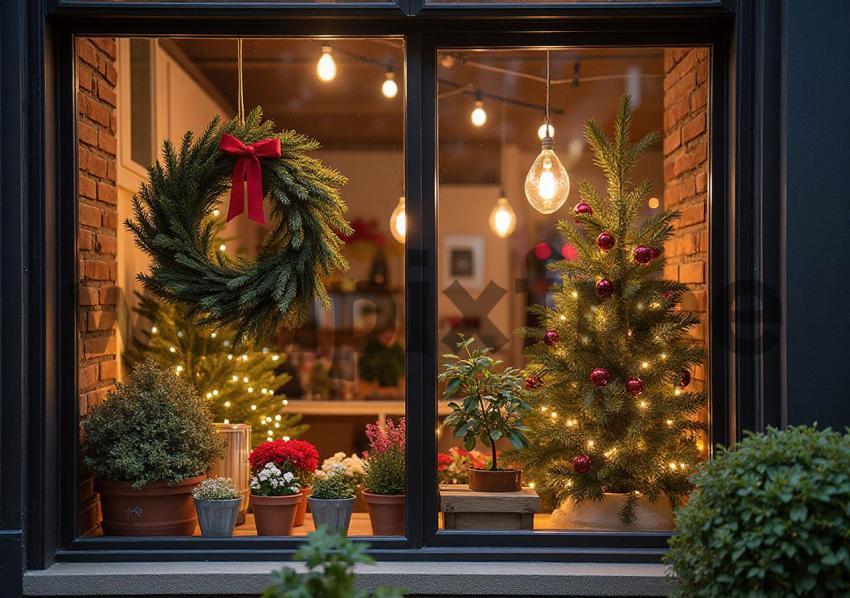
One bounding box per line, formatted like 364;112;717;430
517;95;706;524
125;292;308;446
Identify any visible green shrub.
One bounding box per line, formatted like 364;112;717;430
81;361;224;489
312;466;356;500
263;527;405;598
666;425;850;597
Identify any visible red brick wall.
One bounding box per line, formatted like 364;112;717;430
77;37;118;536
663;48;709;396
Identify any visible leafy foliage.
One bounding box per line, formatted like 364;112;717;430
666;426;850;597
263;527;406;598
126;107;351;344
81;361;224;489
125;292;307;446
358;336;405;387
515;95;706;524
439;336;530;471
363;418;405;495
192;477;241;501
312;466;357;500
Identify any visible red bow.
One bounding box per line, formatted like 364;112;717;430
218;133;282;224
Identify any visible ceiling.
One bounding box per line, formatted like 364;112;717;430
166;39;666;183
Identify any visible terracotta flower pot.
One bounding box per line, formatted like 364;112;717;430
550;492;674;531
251;493;303;536
96;475;205;536
293;485;312;527
468;468;522;492
362;492;405;535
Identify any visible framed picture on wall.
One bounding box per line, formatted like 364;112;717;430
442;235;485;290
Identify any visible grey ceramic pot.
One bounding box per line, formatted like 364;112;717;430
307;497;355;535
194;498;242;537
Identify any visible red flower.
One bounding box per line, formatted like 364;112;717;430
437;453;452;471
249;438;319;475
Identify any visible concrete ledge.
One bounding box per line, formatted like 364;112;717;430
24;561;671;596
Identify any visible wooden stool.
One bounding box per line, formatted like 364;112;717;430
440;484;540;530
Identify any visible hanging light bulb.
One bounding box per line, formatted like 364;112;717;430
537;122;555;140
525;51;570;214
317;46;336;82
382;70;398;98
470;94;487;127
489;192;517;238
390;196;406;243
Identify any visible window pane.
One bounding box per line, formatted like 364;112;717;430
77;36;405;538
436;47;709;533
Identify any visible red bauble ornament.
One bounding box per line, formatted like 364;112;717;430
524;375;543;390
626;377;645;396
649;246;662;260
590;367;609;387
572;454;592;474
633;245;653;264
573;202;593;222
543;329;560;347
679;369;692;388
596;231;615;251
595;278;614;299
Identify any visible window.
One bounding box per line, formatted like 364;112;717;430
435;46;710;533
78;36;406;539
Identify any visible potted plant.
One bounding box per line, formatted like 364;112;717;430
362;417;406;535
439;337;531;492
249;462;303;536
321;452;367;512
249;438;319;527
81;361;224;536
262;527;406;598
308;464;357;535
665;426;850;596
358;334;405;397
192;477;242;537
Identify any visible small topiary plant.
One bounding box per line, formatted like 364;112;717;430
192;477;241;501
81;360;224;489
312;465;356;500
665;425;850;597
263;527;405;598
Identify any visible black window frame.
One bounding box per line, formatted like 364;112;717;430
6;0;784;570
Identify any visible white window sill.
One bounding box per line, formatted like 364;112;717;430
24;560;670;596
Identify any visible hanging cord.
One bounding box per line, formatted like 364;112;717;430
544;49;551;133
237;38;245;125
500;99;507;192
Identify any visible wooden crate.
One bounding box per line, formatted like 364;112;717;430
440;484;540;531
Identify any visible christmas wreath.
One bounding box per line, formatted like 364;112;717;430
127;108;351;343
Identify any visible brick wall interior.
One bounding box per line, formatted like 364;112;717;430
77;37;118;536
662;47;709;401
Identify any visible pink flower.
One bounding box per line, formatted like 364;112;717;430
366;417;405;455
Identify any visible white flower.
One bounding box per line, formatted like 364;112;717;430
283;472;294;482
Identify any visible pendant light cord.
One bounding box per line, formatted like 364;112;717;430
237;38;245;125
545;49;551;131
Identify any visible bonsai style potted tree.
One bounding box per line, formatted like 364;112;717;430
192;477;242;537
249;438;319;527
81;361;224;536
439;337;531;492
249;462;303;536
362;417;405;535
308;464;357;535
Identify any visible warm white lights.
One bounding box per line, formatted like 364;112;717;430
525;141;571;214
390;196;406;243
317;46;337;82
488;194;517;238
537;122;555;140
648;197;660;209
470;99;487;127
381;71;398;98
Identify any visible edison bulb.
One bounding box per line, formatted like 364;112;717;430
382;72;398;98
489;195;517;238
524;139;570;214
537;123;555;140
470;100;487;127
390;196;406;243
317;46;336;82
